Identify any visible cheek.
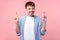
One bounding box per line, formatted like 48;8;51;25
27;10;31;12
28;10;35;12
27;9;35;13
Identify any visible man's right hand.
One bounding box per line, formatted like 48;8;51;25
14;12;20;36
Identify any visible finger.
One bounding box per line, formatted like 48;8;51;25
42;12;45;19
16;12;18;18
43;12;45;17
14;12;19;20
14;17;17;20
42;12;47;19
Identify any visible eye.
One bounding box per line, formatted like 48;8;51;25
28;8;31;10
32;8;34;9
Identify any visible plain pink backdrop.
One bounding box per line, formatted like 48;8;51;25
0;0;60;40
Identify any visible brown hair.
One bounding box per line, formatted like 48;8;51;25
25;1;35;9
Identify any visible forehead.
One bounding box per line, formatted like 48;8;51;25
27;5;35;8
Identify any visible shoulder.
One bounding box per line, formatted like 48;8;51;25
20;15;26;19
34;16;42;23
34;16;42;20
19;15;26;22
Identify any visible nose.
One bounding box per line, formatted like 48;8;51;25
30;8;34;11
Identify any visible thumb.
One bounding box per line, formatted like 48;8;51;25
42;12;47;21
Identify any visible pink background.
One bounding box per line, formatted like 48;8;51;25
0;0;60;40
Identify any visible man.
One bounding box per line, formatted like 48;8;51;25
15;1;47;40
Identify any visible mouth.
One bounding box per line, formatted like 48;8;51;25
29;11;34;13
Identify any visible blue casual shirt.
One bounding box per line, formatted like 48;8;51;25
17;15;46;40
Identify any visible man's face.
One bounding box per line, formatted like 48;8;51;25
26;5;35;16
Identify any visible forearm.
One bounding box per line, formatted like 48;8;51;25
16;22;20;34
42;20;46;32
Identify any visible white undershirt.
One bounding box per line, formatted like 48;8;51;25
24;16;35;40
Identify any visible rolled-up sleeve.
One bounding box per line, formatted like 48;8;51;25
40;28;46;35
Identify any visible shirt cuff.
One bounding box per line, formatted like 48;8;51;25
16;33;20;36
41;29;46;35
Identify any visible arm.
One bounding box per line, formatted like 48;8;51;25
42;12;47;32
41;20;46;32
16;20;20;35
40;12;47;35
40;18;46;36
14;12;20;36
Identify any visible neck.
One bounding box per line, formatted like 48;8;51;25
27;14;34;17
